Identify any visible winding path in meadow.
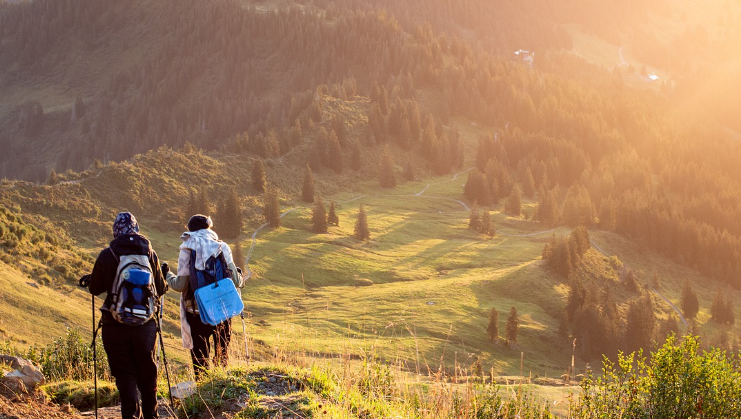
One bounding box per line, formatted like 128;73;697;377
242;167;561;271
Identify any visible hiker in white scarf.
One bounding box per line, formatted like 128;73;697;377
165;214;243;379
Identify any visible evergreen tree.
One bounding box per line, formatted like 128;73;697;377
404;161;415;181
327;201;339;226
464;169;491;206
570;226;590;257
185;189;198;223
196;186;211;215
354;204;370;240
487;307;499;342
379;146;396;188
505;184;522;216
680;280;700;320
480;209;493;237
565;278;586;321
312;196;328;233
407;101;421;142
536;186;560;227
263;190;281;228
469;202;480;230
506;306;519;346
563;183;595;227
47;169;58;186
399;118;412;150
625;294;655;353
710;290;735;325
252;159;267;193
658;316;680;341
543;233;579;278
328;130;343;174
350;143;362;171
217;188;242;239
302;164;315;203
523;167;536;198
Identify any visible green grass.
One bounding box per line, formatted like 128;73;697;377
0;261;91;347
232;168;578;378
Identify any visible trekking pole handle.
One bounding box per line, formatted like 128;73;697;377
79;274;91;288
161;262;169;275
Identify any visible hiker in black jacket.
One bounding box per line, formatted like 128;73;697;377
89;212;166;419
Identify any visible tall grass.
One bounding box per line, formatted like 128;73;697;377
1;327;110;382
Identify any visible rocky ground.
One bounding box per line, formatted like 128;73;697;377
0;386;80;419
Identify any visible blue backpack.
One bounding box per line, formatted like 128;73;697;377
106;251;156;326
187;249;242;325
187;249;232;296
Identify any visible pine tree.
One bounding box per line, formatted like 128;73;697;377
404;161;414;181
523;167;536;198
680;280;700;320
196;186;211;216
327;201;339;226
506;306;519;346
185;189;198;223
354;204;370;240
47;169;58;186
302;164;315;203
487;307;499;342
570;226;590;257
505;184;522;216
710;290;734;325
312;196;328;233
328;130;343;174
536;187;560;227
480;209;493;237
469;202;480;230
252;159;267;193
351;144;362;171
563;183;595;227
379;146;396;188
625;294;655;353
464;169;491;206
218;188;242;239
658;316;680;341
263;191;281;228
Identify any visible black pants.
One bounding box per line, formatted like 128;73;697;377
186;313;231;379
102;320;158;419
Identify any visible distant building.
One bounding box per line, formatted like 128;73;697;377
514;50;535;66
648;73;660;81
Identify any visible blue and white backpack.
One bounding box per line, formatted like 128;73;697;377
104;249;156;325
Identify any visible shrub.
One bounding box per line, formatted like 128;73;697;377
27;328;111;382
572;335;741;418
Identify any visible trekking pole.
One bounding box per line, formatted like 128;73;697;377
92;293;98;419
157;298;174;408
239;267;250;360
79;274;98;419
241;312;249;360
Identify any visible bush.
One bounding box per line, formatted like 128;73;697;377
26;328;111;382
572;335;741;418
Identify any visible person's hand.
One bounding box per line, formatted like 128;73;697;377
162;262;170;275
79;274;91;287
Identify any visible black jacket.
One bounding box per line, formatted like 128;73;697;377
89;234;166;323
